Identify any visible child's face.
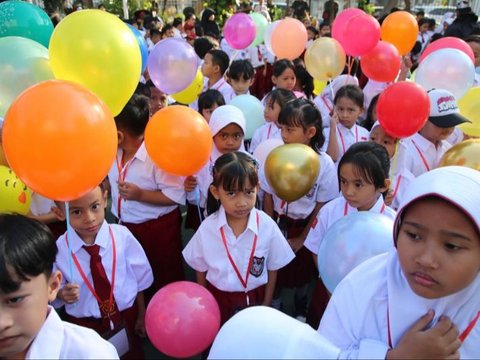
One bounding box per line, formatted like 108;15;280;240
335;96;363;129
467;41;480;67
419;23;429;33
230;77;254;96
420;121;455;144
307;29;316;41
280;124;315;146
272;68;296;91
210;179;258;221
201;103;220;123
213;123;244;154
264;100;281;123
201;53;217;79
0;271;61;358
320;25;331;36
369;126;398;159
340;163;387;211
149;86;168;116
397;197;480;299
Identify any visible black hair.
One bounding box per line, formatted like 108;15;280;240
173;17;183;27
265;88;296;112
293;60;314;99
150;28;161;38
362;94;380;131
338;142;390;193
183;6;195;18
306;25;319;37
161;24;174;36
272;59;296;77
0;214;57;293
207;49;230;75
334;84;364;109
227;59;255;80
465;34;480;44
114;94;150;137
277;98;325;153
134;82;151;97
193;37;216;59
198;89;226;113
416;10;425;16
206;152;259;215
418;17;430;27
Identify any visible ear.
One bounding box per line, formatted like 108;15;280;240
47;271;62;302
102;189;108;208
51;205;66;222
117;130;124;146
213;63;221;74
379;178;391;194
209;184;220;200
306;125;317;139
271;75;277;85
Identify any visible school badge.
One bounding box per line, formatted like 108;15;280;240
250;256;265;277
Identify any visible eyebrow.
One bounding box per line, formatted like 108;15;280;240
403;221;473;242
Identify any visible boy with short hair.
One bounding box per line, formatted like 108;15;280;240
201;49;234;102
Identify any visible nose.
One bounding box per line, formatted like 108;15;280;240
0;309;13;333
415;242;439;269
84;211;96;224
343;184;355;197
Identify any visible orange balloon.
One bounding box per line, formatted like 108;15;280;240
271;17;308;60
2;80;117;201
380;11;418;56
145;106;213;176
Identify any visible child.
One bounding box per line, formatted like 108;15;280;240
107;94;186;298
263;98;338;321
270;59;296;93
306;25;319;47
0;214;118;359
201;49;234;102
28;193;66;239
247;44;268;99
197;89;226;123
145;79;168;116
53;185;153;358
325;84;369;163
183;152;295;324
318;166;480;358
293;59;314;99
249;88;296;154
226;59;255;100
397;88;471;178
304;141;396;328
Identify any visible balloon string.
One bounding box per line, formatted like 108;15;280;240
389;141;400;190
65;202;75;285
195;187;203;223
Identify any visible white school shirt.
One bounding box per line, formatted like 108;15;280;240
29;193;55;216
108;142;185;224
304;194;396;255
246;45;266;69
54;222;154;318
182;207;295;292
27;306;119;359
334;123;369;162
396;132;451;178
313;93;333;131
203;76;235;104
446;126;464;146
261;152;339;220
389;169;414;211
249;122;282;154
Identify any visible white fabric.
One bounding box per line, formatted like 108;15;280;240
333;123;370;162
246;45;267;69
54;222;153;318
389;170;415;211
363;79;389;111
203;76;236;105
182;207;295;292
108;142;185;224
249;123;282;154
26;306;118;359
29;193;55;216
446;126;465;146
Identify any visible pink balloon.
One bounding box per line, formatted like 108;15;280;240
224;13;256;50
419;36;475;64
332;8;364;47
145;281;221;358
342;13;380;56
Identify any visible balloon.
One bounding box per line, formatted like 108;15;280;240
0;166;32;215
265;144;320;202
305;38;346;81
249;12;268;47
332;8;364;48
419;37;475;64
380;11;418;55
271;17;308;60
0;144;7;167
171;70;204;104
439;139;480;171
0;36;54;117
264;20;280;55
2;80;117;201
415;48;475;100
209;306;340;359
360;41;401;83
0;1;53;48
458;87;480;137
252;138;284;168
341;13;380;56
145;106;212;176
148;37;199;95
126;23;148;74
49;10;141;116
145;281;221;358
223;13;256;50
229;94;265;140
313;79;327;95
318;212;394;293
377;81;430;138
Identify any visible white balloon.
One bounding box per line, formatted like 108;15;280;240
253;138;284;168
264;20;280;55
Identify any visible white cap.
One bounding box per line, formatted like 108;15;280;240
428;89;470;128
209;105;246;136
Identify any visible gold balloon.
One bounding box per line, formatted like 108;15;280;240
305;38;346;81
265;144;320;202
439;139;480;171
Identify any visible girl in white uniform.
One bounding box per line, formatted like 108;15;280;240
319;166;480;359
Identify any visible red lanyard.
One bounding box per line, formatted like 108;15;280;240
338;126;358;155
321;95;333;113
220;212;259;305
391;175;402;201
411;140;430;172
66;226;117;310
266;124;272;139
344;200;385;216
115;152;134;220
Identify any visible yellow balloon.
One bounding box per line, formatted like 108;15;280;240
265;144;320;202
0;141;8;167
0;165;32;215
171;70;204;104
439;139;480;171
49;10;141;116
305;38;346;82
313;79;327;96
458;87;480;137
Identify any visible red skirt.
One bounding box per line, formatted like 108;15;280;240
306;278;331;329
184;203;204;231
250;65;267;100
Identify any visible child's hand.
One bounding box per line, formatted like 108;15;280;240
330;111;339;128
118;180;142;201
134;314;146;338
184;175;198;192
287;236;304;253
387;310;461;360
385;189;394;206
59;283;80;304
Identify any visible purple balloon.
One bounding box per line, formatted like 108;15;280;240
224;13;256;50
147;38;198;95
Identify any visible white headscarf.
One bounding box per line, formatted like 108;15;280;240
209;105;246;161
320;74;359;104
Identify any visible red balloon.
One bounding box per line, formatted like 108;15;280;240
145;281;221;358
342;13;380;56
361;41;401;82
377;82;430;138
419;37;475;64
332;8;364;47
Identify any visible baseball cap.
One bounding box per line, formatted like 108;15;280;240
456;0;470;9
428;89;471;128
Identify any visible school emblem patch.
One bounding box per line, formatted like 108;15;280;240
250;256;265;278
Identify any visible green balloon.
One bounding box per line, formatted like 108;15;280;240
249;13;269;47
0;1;54;48
0;36;54;116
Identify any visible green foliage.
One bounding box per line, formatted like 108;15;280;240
203;0;236;26
103;0;155;19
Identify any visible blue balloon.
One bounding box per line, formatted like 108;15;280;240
230;94;265;140
126;23;148;74
318;211;394;293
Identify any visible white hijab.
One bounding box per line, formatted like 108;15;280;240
320;74;359;104
209;105;246;162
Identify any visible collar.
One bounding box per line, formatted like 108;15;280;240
26;307;64;359
412;132;438;151
369;194;386;212
69;221;110;253
337;122;356;134
118;141;147;164
216;206;259;235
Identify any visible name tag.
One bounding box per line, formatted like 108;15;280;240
107;326;129;357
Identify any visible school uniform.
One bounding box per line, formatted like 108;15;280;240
446;126;465;146
29;193;66;239
332;123;369;162
389;169;414;211
183;207;295;324
247;45;268;99
27;306;119;359
249;122;282;154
